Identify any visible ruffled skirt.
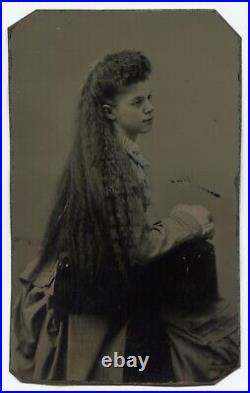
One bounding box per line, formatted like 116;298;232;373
10;257;239;385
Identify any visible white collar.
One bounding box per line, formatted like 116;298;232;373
117;132;151;168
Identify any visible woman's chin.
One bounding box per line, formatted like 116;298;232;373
141;124;153;133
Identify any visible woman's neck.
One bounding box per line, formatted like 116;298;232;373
114;124;138;143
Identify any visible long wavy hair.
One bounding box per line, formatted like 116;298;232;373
39;50;152;314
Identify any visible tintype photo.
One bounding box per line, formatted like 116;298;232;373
9;10;240;386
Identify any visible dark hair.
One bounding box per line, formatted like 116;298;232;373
88;50;151;103
39;50;152;315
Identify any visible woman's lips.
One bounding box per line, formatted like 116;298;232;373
143;118;153;123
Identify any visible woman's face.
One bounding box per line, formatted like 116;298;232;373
111;79;154;139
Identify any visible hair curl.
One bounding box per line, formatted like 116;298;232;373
39;50;152;315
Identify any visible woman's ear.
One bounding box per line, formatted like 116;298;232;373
103;104;116;121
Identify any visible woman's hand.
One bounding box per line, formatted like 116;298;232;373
171;204;215;240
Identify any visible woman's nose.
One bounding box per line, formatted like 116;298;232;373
144;100;154;114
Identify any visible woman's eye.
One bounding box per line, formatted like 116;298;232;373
133;98;143;106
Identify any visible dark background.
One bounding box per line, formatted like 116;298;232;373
9;10;240;304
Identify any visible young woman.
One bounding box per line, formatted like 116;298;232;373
11;50;238;384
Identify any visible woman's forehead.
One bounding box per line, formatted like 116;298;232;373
117;79;152;100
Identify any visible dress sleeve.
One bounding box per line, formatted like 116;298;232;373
136;206;202;264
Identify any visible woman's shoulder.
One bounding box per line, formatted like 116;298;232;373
19;255;58;288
